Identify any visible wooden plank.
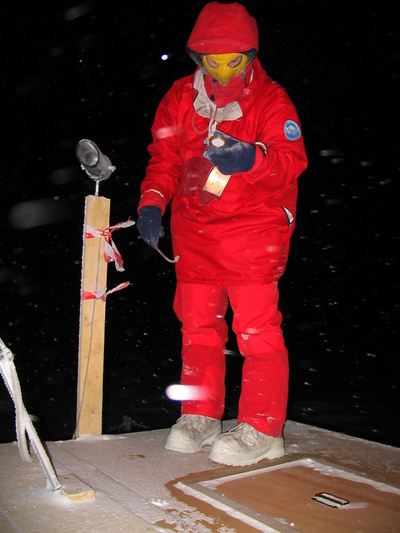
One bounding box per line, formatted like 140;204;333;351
76;195;110;436
58;474;95;501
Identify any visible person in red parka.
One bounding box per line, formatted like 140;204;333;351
137;1;307;466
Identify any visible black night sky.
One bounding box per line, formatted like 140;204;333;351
1;1;399;447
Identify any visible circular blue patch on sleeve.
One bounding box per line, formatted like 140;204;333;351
284;120;302;141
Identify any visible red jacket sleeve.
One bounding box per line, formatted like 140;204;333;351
138;80;185;214
244;86;308;191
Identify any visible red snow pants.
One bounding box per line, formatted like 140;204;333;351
173;282;289;437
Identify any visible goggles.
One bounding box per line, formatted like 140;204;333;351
202;52;248;86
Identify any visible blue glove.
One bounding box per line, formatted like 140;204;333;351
204;131;256;175
137;206;165;248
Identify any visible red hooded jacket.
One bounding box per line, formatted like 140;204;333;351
138;2;308;285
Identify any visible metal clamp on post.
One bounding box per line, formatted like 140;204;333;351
76;139;115;196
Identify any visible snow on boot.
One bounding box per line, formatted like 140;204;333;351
165;414;221;453
209;423;285;466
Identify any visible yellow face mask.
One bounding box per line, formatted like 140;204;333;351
202;53;248;86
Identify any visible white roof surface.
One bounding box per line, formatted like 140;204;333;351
1;419;399;532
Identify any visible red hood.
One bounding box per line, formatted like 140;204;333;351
187;2;258;54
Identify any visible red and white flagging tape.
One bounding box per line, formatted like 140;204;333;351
83;218;135;301
82;281;131;301
85;218;135;272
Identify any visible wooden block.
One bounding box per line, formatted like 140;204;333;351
58;474;95;501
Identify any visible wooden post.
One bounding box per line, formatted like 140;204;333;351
76;195;110;437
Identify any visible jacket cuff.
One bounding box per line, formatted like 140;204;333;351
138;189;166;215
251;143;267;173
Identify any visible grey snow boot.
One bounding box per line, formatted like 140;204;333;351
165;414;221;454
209;423;285;466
